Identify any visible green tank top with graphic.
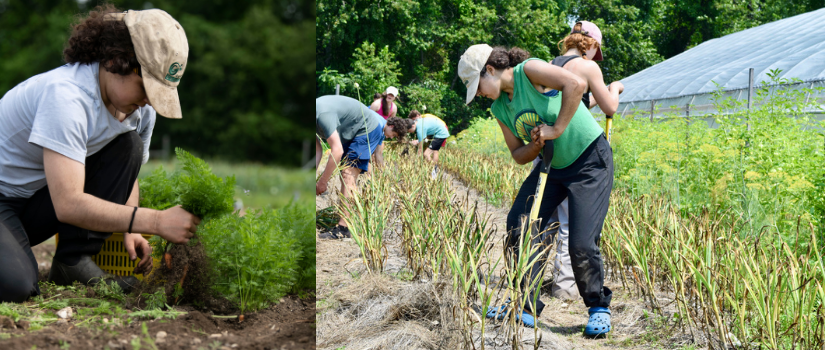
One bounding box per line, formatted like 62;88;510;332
491;58;603;169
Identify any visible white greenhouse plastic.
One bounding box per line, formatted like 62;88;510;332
592;7;825;119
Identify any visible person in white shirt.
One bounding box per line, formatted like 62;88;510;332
0;5;198;302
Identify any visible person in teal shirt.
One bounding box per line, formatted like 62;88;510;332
458;44;614;336
408;110;450;177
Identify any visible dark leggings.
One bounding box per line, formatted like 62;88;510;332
0;132;143;302
506;135;613;316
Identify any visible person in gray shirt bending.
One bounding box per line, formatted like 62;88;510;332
316;95;414;239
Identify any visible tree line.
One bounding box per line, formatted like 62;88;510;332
316;0;823;131
1;0;315;166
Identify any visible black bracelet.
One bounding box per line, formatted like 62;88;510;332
128;207;138;234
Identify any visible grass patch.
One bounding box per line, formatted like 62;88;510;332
140;159;313;210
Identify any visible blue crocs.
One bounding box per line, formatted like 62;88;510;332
517;310;536;328
485;303;536;328
584;307;611;336
485;304;507;319
485;298;511;320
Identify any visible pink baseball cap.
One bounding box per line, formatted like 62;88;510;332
573;21;603;61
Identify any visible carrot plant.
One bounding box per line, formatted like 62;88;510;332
173;148;236;219
138;148;235;218
198;207;305;314
139;149;312;313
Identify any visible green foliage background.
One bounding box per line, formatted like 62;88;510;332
448;77;825;239
139;150;314;311
316;0;823;132
0;0;314;166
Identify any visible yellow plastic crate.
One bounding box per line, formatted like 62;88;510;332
55;232;160;280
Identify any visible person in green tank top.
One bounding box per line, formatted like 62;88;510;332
458;44;614;336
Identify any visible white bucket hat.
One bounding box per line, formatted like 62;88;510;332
458;44;493;105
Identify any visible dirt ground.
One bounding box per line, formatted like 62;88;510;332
3;238;316;350
316;165;699;349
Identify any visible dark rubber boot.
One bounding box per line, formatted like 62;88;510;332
48;255;138;293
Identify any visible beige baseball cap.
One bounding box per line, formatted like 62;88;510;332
458;44;493;105
107;9;188;119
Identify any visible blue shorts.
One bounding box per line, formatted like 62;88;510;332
341;125;385;173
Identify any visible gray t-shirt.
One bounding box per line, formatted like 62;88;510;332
0;62;155;198
316;95;381;143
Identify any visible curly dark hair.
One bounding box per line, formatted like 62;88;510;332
481;47;530;77
386;117;414;142
63;4;139;76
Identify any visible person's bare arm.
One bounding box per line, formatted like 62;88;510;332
125;179;139;208
316;132;344;194
122;180;153;274
522;60;586;141
369;100;380;112
373;144;384;168
580;61;620;115
44;148;197;244
316;137;323;169
498;120;542;165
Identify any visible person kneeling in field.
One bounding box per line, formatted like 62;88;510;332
315;95;414;239
407;110;450;178
459;44;614;336
0;6;199;302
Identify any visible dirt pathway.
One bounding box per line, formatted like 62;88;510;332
442;171;672;350
316;159;692;349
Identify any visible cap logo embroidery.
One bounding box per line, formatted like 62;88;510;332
165;62;183;82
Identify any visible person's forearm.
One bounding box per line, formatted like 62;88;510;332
373;144;384;168
510;141;542;165
56;194;160;235
555;81;586;134
318;148;342;184
589;94;599;109
608;87;621;112
125;180;140;235
126;180;139;208
315;139;323;169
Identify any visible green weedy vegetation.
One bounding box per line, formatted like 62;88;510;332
279;203;316;291
138;167;177;211
439;75;825;348
199;206;309;314
139;149;313;313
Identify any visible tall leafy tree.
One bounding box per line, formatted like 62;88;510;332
317;0;819;133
